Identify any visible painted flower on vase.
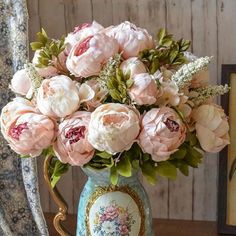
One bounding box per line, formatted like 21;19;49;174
93;201;135;236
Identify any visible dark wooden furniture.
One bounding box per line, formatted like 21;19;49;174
44;213;218;236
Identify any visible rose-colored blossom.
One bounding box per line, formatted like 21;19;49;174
3;112;55;157
36;75;80;118
10;69;32;96
53;111;94;166
192;104;230;152
0;98;36;135
88;103;140;154
104;205;119;220
120;57;146;79
129;73;158;105
65;21;104;50
119;225;129;235
139;107;186;161
105;21;154;59
66;33;119;78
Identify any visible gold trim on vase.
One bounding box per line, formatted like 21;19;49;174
85;185;145;236
43;155;72;236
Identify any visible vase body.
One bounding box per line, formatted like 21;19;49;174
76;168;153;236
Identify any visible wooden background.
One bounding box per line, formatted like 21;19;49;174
26;0;236;221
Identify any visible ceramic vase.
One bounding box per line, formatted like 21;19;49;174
76;167;153;236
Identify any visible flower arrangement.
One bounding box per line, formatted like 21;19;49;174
0;21;230;187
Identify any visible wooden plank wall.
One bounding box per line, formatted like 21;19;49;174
27;0;236;221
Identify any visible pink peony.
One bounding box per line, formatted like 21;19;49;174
65;21;104;50
105;21;154;59
139;107;186;161
0;97;36;133
10;69;32;96
53;111;94;166
2;112;55;157
190;70;209;88
120;57;146;79
66;33;119;78
129;73;158;105
192;104;230;152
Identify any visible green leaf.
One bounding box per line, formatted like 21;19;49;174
132;159;140;169
170;147;187;160
161;38;173;47
126;79;134;88
30;42;43;50
157;28;166;44
156;161;177;180
96;151;112;159
184;145;203;168
187;132;198;146
229;158;236;181
116;155;132;177
20;155;31;158
51;175;61;188
110;166;119;185
179;163;189;176
141;161;157;185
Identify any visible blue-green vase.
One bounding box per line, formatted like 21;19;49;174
76;167;153;236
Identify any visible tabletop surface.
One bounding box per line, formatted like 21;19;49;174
45;213;218;236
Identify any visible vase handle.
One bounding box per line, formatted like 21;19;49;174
43;155;73;236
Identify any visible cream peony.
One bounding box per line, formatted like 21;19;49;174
190;70;209;88
105;21;154;59
2;112;55;157
36;75;80;118
139;107;186;161
10;69;32;96
128;73;158;105
65;21;104;49
84;79;108;111
88;103;140;154
53;111;94;166
120;57;146;79
192;104;230;152
66;33;119;78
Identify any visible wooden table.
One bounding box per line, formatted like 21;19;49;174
45;213;218;236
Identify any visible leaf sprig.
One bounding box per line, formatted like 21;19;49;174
30;29;66;69
139;28;191;74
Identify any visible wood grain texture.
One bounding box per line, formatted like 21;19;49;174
191;0;218;221
165;0;193;220
44;213;218;236
26;0;234;220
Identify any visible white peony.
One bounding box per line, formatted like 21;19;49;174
88;103;140;154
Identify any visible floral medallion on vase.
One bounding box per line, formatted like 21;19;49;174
0;19;230;236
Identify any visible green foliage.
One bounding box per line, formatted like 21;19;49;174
48;158;70;188
30;28;65;68
156;161;177;180
139;28;191;73
141;160;157;185
99;55;134;103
